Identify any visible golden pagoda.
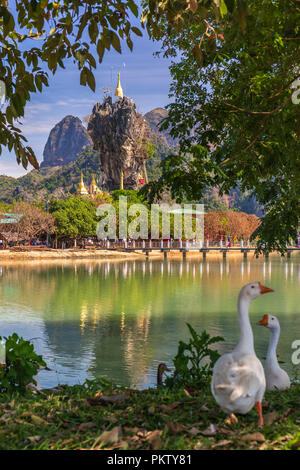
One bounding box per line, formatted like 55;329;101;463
89;172;102;197
114;72;123;98
77;172;89;196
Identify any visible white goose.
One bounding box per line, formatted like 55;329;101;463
257;314;290;391
211;282;274;426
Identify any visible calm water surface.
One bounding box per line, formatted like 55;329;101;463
0;256;299;389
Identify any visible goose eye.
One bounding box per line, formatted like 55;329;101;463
251;286;255;289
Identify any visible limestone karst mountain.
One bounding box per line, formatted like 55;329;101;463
41;115;92;168
87;96;151;191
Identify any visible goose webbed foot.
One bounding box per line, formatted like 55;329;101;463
225;413;238;426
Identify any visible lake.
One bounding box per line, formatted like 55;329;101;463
0;256;299;389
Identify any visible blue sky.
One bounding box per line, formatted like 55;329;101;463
1;31;172;178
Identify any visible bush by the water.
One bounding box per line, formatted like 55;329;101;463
0;333;46;393
165;324;224;390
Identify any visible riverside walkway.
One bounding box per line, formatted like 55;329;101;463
101;240;300;260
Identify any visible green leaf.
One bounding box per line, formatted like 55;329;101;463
80;67;88;86
111;31;121;53
131;26;142;37
220;0;228;17
191;44;203;67
86;69;95;92
97;39;105;62
128;0;139;17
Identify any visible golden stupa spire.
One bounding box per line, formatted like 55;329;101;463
91;172;97;186
89;172;101;197
77;172;89;195
114;72;124;98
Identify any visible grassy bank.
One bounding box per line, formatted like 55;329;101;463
1;379;300;450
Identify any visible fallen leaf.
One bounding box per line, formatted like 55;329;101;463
14;418;33;426
104;415;118;424
160;402;181;413
146;430;163;450
123;426;141;434
241;432;265;443
96;425;122;446
264;411;278;425
61;438;74;446
0;412;11;422
78;422;96;431
270;435;289;446
105;440;128;450
216;426;235;436
188;427;200;436
27;435;41;443
30;415;48;426
259;443;268;450
87;393;128;406
21;411;32;418
167;421;186;435
211;439;232;448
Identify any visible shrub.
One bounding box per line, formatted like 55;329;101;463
0;333;46;393
165;324;224;390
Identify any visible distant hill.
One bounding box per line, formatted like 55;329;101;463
144;107;178;147
41;115;92;168
0;147;101;204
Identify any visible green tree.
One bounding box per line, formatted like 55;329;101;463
49;196;98;243
141;0;300;253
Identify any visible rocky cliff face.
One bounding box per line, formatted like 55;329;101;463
87;96;151;191
41;115;92;168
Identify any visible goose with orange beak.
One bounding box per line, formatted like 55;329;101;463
257;314;290;391
211;282;274;427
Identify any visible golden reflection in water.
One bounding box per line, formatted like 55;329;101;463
120;311;126;333
80;304;88;333
123;306;152;388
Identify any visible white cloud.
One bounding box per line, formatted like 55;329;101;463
20;123;53;136
0;159;30;178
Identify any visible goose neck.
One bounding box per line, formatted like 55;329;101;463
235;295;255;354
266;327;280;366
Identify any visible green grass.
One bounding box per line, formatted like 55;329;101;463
0;380;299;450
